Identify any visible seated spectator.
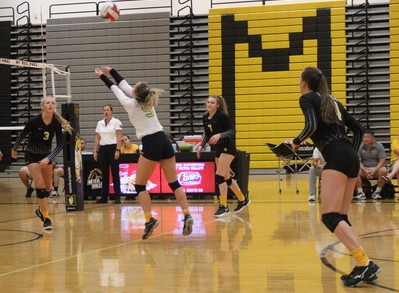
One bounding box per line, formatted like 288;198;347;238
19;166;34;198
81;138;92;154
354;129;387;200
120;135;139;154
51;162;64;197
382;134;399;186
308;147;324;202
51;138;89;197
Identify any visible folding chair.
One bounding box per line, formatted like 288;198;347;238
266;142;314;193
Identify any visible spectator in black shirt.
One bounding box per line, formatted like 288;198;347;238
197;95;250;217
11;96;73;231
290;67;379;287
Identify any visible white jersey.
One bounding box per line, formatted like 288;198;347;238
111;80;163;140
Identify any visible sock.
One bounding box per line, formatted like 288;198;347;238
350;246;370;266
375;186;382;193
41;210;50;219
219;195;228;207
235;191;245;201
144;211;152;222
183;209;190;215
357;188;363;193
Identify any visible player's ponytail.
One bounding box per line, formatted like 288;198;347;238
301;67;339;124
135;82;162;109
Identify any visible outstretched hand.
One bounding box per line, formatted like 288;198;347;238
94;68;104;77
101;66;112;75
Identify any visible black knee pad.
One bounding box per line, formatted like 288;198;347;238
341;214;352;227
225;177;233;186
36;188;49;199
322;212;344;232
168;180;181;192
134;184;146;195
216;174;225;185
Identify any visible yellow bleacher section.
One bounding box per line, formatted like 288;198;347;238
208;0;346;169
390;0;399;143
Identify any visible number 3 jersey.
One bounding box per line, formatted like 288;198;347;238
13;114;63;161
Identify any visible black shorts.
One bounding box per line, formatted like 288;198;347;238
141;131;175;161
322;141;360;178
25;151;52;165
212;140;236;158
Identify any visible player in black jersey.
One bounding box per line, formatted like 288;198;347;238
197;95;250;217
290;67;380;287
11;96;73;230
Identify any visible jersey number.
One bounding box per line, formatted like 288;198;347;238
142;107;154;118
43;131;50;140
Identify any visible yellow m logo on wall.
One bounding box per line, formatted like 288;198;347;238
209;0;346;169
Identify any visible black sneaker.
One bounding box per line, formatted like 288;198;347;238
35;207;45;222
182;214;194;236
25;187;34;198
214;205;230;217
43;218;52;231
342;261;381;287
142;217;160;240
96;197;108;204
234;197;251;213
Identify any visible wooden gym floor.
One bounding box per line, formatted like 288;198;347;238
0;173;398;293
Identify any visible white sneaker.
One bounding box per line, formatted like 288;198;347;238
308;194;316;202
354;191;366;200
49;190;59;198
372;191;382;200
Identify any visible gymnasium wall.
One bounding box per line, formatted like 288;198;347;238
209;0;347;169
390;0;399;142
46;12;171;147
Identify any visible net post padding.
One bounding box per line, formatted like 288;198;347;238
0;57;72;103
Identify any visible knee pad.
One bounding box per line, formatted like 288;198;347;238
322;212;344;232
225;177;233;186
168;180;181;192
134;184;146;195
36;188;49;199
341;214;352;227
216;174;225;186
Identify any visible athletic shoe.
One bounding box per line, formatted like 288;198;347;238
96;197;108;204
182;214;194;236
308;194;316;202
234;197;251;213
25;187;34;198
49;190;59;198
342;261;381;287
372;191;382;200
35;207;45;222
354;191;366;200
214;205;230;217
43;218;52;231
142;217;160;240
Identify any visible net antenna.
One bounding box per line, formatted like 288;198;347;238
0;57;72;103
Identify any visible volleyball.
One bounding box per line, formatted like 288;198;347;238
100;2;120;22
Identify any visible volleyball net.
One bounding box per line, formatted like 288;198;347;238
0;57;72;131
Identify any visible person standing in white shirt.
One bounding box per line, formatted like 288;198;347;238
93;104;123;204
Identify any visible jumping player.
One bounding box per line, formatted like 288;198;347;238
94;66;193;240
